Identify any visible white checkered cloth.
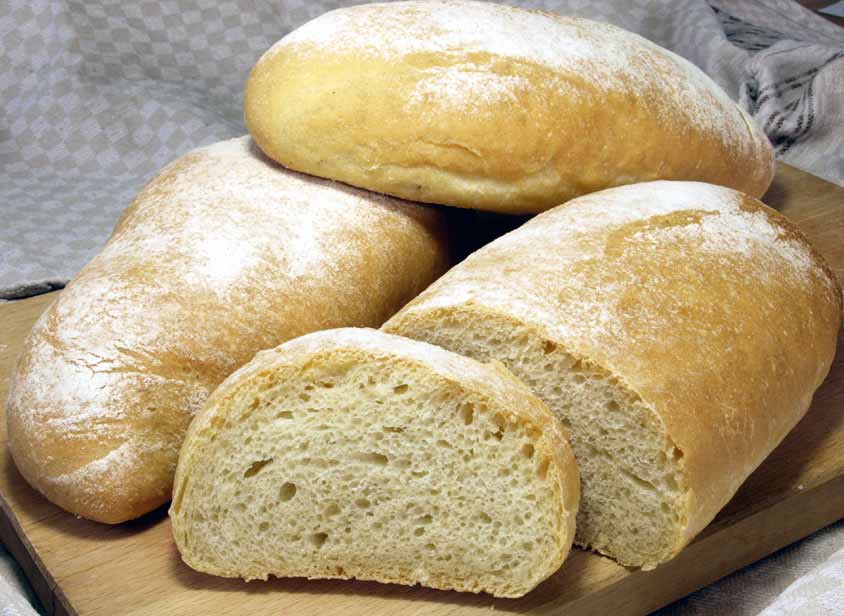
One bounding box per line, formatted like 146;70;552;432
0;1;842;614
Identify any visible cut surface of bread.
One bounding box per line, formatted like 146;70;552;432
170;328;579;598
384;181;843;568
386;313;685;568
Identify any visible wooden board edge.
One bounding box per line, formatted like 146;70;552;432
4;473;843;616
534;472;844;615
0;495;75;616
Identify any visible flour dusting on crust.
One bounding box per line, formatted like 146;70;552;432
266;0;749;145
6;136;448;519
400;180;833;355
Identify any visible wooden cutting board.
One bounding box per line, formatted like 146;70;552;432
1;163;843;616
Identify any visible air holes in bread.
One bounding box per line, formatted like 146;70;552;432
244;458;273;478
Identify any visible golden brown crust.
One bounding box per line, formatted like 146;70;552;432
171;328;579;597
384;180;842;563
6;138;452;524
245;1;774;214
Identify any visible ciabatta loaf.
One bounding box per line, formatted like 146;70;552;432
245;0;773;214
170;328;579;598
6;137;451;524
384;181;842;568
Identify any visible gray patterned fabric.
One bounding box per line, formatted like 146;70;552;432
2;0;843;299
0;546;40;616
0;1;842;614
660;520;844;616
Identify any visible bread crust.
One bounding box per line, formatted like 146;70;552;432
6;137;452;524
170;328;579;597
385;180;842;565
245;1;774;214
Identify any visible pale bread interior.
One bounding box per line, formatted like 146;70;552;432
171;337;571;597
386;312;688;568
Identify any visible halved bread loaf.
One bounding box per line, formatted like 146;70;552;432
384;181;843;569
170;328;579;598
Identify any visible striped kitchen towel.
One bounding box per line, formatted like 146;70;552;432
709;0;844;186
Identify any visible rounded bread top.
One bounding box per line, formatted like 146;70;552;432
246;0;774;213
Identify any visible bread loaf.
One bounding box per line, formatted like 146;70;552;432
6;137;452;524
245;0;774;215
170;328;579;598
384;181;842;568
